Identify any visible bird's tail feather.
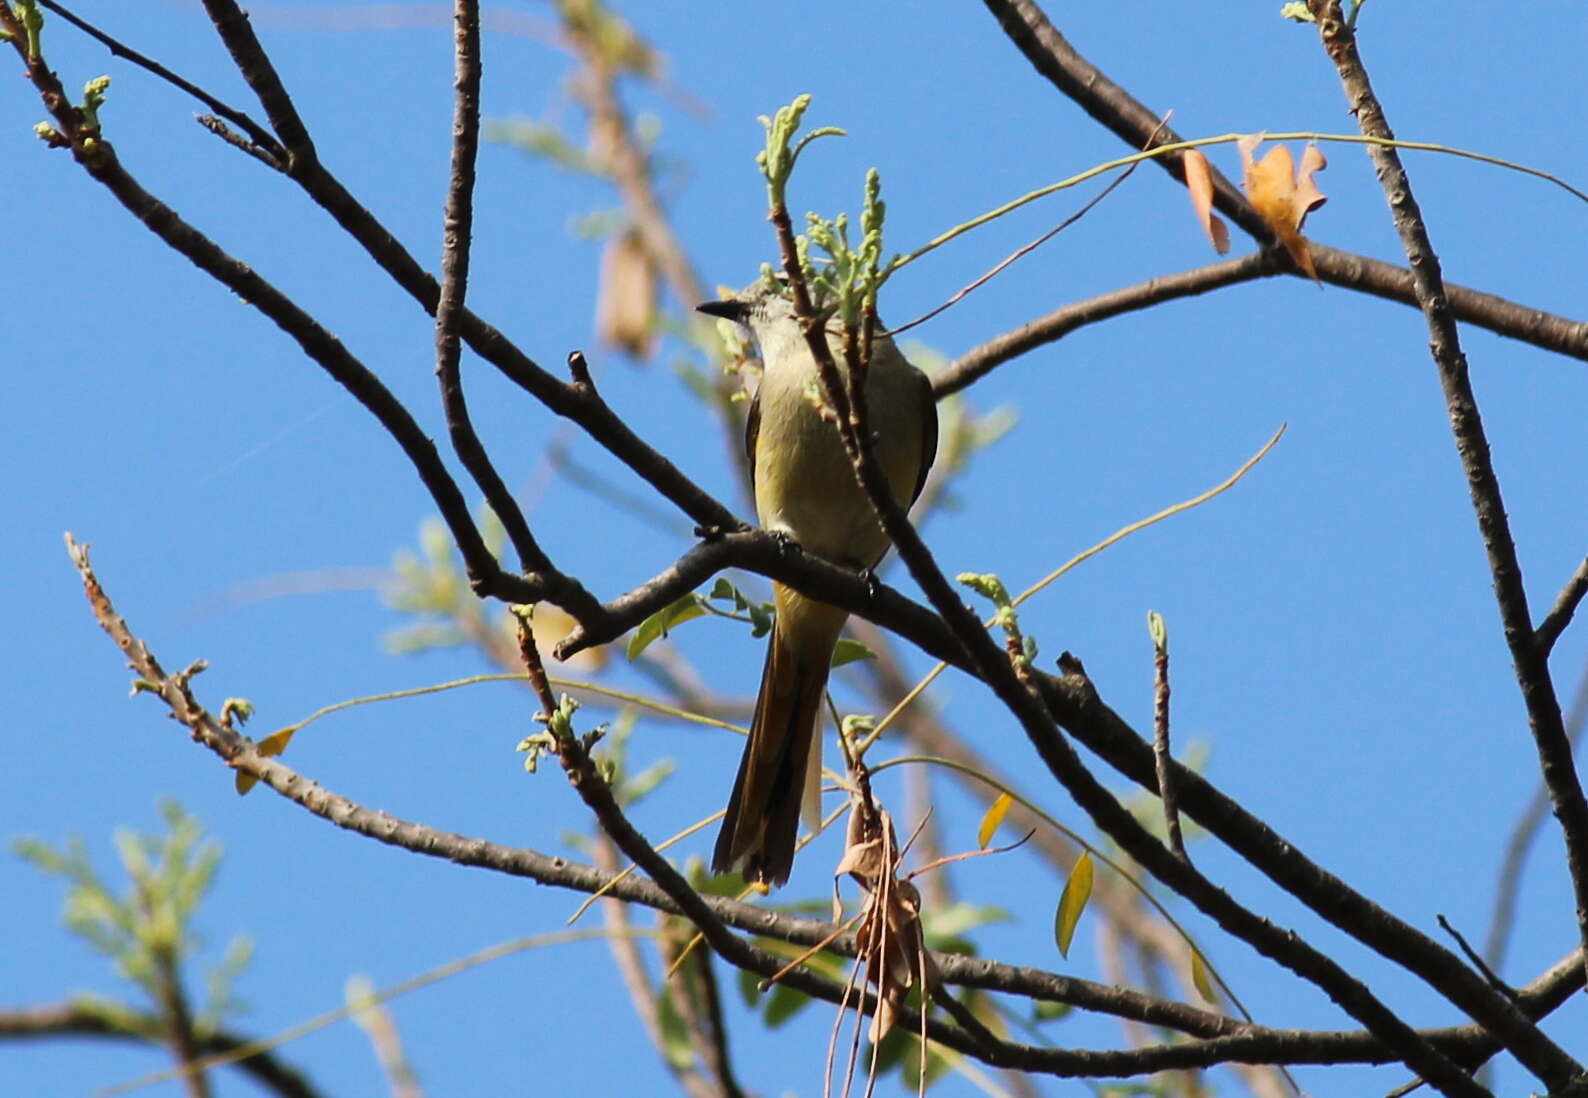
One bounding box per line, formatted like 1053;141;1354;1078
712;620;832;887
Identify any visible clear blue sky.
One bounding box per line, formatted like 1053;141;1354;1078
6;2;1587;1097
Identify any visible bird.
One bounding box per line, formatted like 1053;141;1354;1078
697;282;938;887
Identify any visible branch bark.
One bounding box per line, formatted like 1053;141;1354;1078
1306;0;1588;1026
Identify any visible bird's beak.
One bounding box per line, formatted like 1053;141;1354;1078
696;299;750;322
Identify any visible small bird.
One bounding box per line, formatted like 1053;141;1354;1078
697;283;938;887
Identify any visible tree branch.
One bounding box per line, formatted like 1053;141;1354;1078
974;0;1588;378
937;252;1278;396
1486;662;1588;976
63;534;1588;1083
431;0;565;590
1537;557;1588;658
36;0;285;166
1034;664;1574;1090
0;1002;324;1098
1306;0;1588;1028
769;159;1491;1098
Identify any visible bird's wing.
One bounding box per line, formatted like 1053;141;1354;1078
910;369;939;507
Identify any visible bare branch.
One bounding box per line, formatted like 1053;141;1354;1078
0;1002;324;1098
1306;0;1588;1022
1486;661;1588;975
937;253;1276;396
187;0;741;532
592;839;721;1098
1150;614;1186;863
974;0;1588;378
431;0;564;589
62;535;1588;1083
37;0;286;165
770;151;1492;1098
1537;556;1588;657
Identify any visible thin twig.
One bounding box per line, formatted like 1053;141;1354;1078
1149;615;1185;862
192;0;743;535
1307;0;1588;1021
592;839;718;1098
3;23;604;623
1435;916;1514;1001
1484;659;1588;974
1536;556;1588;657
885;132;1153;339
36;0;286;163
687;945;747;1098
431;0;561;584
193;114;285;171
937;253;1276;396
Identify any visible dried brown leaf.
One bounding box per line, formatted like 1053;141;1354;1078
1182;149;1229;254
594;228;657;358
1238;135;1328;281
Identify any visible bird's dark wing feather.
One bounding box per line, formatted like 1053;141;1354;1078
910;369;938;507
743;383;762;495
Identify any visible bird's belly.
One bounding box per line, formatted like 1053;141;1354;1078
754;387;917;568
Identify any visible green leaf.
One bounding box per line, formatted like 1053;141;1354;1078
619;759;676;806
869;1026;910;1075
1190;948;1217;1003
924;901;1011;939
1054;852;1093;958
1032;999;1071;1023
1147;610;1168;653
829;637;876;668
762;983;812;1029
626;593;708;659
736;965;761;1010
654;986;695;1070
955;571;1011;606
901;1039;949;1092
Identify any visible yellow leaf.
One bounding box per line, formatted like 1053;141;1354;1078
1190;948;1217;1003
258;728;296;756
1182;149;1229;254
1054;852;1094;958
1238;135;1328;281
237;726;297;795
978;792;1014;850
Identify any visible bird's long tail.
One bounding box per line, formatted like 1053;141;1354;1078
713;587;843;887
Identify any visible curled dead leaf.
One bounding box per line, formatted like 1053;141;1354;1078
1238;135;1328;280
1182;149;1229;254
595;228;657;358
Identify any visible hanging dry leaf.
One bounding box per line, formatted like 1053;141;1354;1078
1182;149;1229;254
594;228;657;359
834;794;934;1046
1238;135;1328;280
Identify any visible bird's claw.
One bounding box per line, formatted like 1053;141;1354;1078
860;567;882;600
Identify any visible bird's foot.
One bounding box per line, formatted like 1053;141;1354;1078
859;566;882;600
